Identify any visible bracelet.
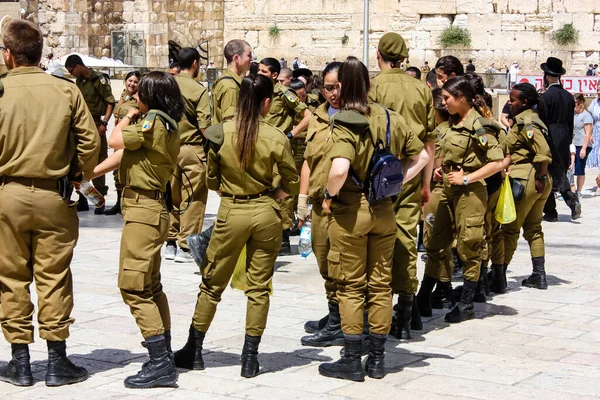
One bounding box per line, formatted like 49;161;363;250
100;120;108;127
535;175;548;180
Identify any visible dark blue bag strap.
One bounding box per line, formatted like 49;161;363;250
384;107;391;148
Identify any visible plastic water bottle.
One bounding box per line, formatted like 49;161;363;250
75;181;105;208
298;205;313;259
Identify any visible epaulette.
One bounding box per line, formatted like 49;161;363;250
153;109;178;134
91;72;109;85
215;75;241;88
330;110;370;135
523;113;548;140
206;122;225;150
283;88;299;103
474;117;503;136
51;74;75;84
142;111;157;133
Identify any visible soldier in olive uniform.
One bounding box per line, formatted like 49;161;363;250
211;40;253;124
503;83;553;290
297;62;343;347
368;32;436;339
0;19;99;387
92;72;184;388
164;48;211;263
106;70;141;215
65;54;115;214
419;76;504;323
174;74;299;379
318;57;429;382
258;57;312;255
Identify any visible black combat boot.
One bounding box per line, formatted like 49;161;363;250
174;325;205;370
46;340;88;386
416;274;437;318
410;297;423;331
105;188;122;215
473;261;488;303
76;193;89;212
279;229;292;256
452;248;463;278
417;221;426;252
301;302;344;347
365;334;386;379
489;263;507;294
391;294;414;339
187;225;214;269
431;281;456;309
445;279;477;323
522;257;548;290
240;334;261;378
164;330;174;363
0;344;33;387
124;335;177;389
304;312;329;334
319;335;365;382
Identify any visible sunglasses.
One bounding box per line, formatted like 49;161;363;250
323;84;340;93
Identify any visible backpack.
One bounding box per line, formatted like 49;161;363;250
348;108;404;203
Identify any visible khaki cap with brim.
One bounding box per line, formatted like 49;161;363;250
378;32;409;60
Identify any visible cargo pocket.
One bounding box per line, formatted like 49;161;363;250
123;207;161;226
327;250;345;282
461;216;485;250
118;259;150;291
201;253;217;281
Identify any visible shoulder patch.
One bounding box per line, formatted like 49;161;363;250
284;89;299;103
526;127;535;140
479;134;488;145
99;76;107;85
142;112;156;132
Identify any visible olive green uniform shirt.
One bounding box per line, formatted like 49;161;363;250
304;103;334;200
211;69;242;124
0;67;99;180
75;68;116;120
368;68;436;143
175;72;211;145
120;111;180;191
206;119;300;196
114;91;139;124
264;82;308;134
439;110;504;170
506;109;552;180
293;92;321;140
329;105;424;193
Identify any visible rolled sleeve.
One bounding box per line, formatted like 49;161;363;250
72;90;100;180
484;134;505;162
329;123;356;162
206;146;221;191
122;124;144;151
197;90;212;129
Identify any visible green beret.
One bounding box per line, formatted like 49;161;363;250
378;32;408;60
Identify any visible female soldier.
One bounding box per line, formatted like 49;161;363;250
435;55;465;86
417;88;455;312
503;83;552;289
92;71;184;388
105;70;141;215
318;57;429;382
297;62;343;348
173;74;299;378
418;76;504;323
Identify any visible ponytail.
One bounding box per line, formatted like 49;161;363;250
236;74;274;170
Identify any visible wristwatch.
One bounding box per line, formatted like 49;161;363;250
462;176;469;186
323;188;337;200
535;174;548;180
100;120;108;127
286;132;294;139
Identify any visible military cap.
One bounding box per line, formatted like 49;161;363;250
378;32;409;60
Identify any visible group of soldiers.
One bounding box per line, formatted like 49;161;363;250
0;15;576;389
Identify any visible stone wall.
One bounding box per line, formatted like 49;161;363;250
22;0;224;67
223;0;600;74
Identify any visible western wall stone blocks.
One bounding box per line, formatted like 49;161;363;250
507;0;538;14
457;0;494;14
501;14;526;31
417;15;452;32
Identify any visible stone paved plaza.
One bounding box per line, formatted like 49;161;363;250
2;172;600;399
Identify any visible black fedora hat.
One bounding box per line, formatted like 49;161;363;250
540;57;566;76
293;68;313;79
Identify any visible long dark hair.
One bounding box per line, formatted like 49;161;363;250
512;82;542;118
236;74;274;170
464;73;493;118
338;56;370;115
125;70;141;82
442;76;487;125
432;88;450;122
435;55;464;76
138;71;184;122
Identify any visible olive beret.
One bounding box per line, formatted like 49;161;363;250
378;32;408;60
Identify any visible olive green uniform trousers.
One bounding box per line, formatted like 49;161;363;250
168;145;208;250
391;177;422;294
311;203;337;303
503;169;552;265
119;189;171;338
327;193;396;336
0;179;78;343
423;185;454;282
483;189;504;265
193;197;282;337
425;181;487;282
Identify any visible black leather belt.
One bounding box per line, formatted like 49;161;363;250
1;176;59;191
122;187;163;200
221;190;270;200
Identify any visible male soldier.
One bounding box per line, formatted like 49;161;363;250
164;48;211;263
539;57;581;222
368;32;436;339
211;39;252;124
0;18;99;387
65;54;115;214
258;57;312;254
278;67;293;87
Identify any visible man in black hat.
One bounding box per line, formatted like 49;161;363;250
539;56;581;221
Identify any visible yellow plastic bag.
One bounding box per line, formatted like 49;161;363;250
230;245;273;294
495;175;517;224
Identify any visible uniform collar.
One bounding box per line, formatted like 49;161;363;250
6;66;44;76
454;108;480;130
514;108;534;125
379;68;404;76
179;71;195;79
314;102;331;121
222;68;242;84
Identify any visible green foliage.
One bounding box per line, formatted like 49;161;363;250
438;27;472;48
550;23;579;46
341;34;349;45
268;25;280;38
